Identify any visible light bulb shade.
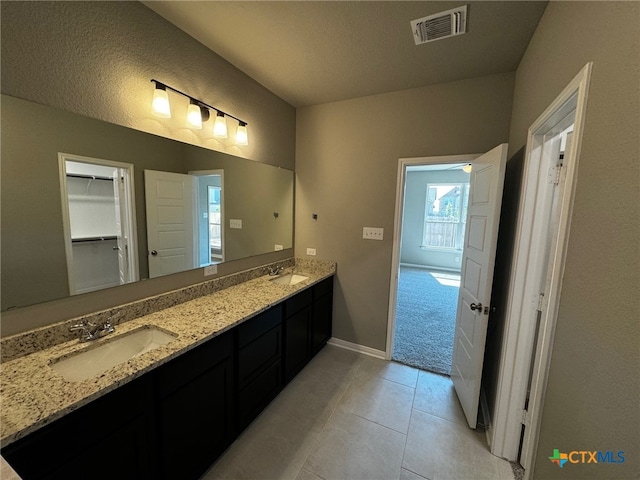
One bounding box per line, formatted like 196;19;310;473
213;112;228;138
462;164;472;173
152;84;171;118
186;101;203;129
236;122;248;145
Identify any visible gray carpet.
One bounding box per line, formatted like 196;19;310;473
392;267;460;375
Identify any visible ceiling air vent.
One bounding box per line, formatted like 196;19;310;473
410;5;467;45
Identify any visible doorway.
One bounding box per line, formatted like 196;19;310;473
191;170;225;266
59;153;139;295
388;145;508;431
391;165;471;375
489;63;591;480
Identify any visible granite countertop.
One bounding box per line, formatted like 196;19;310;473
0;260;335;448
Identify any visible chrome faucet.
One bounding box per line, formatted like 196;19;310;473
69;314;118;342
268;266;284;276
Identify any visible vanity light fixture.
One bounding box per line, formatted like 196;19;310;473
213;111;228;138
151;83;171;118
186;99;210;129
150;79;249;145
236;121;249;146
462;164;472;173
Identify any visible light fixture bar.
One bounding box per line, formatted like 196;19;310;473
150;79;247;126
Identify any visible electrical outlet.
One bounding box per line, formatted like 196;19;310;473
204;265;217;276
306;248;316;256
230;219;242;229
274;244;283;251
363;227;384;240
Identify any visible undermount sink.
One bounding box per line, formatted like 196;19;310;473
51;326;177;382
270;273;309;286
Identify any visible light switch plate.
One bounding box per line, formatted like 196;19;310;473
204;265;217;276
306;248;317;256
363;227;384;240
230;219;242;229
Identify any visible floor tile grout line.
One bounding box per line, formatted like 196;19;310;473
291;352;365;480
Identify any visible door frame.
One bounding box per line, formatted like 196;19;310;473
490;63;592;477
385;153;480;359
189;169;225;265
58;153;139;295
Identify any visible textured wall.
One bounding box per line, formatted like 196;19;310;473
0;1;295;169
507;3;640;479
1;1;295;334
296;72;514;351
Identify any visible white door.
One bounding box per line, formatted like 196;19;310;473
451;143;508;428
145;170;197;278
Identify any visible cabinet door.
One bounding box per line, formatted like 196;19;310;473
237;358;282;429
154;331;234;480
312;277;334;355
2;375;154;480
41;416;152;480
156;356;234;480
312;293;333;354
284;305;311;382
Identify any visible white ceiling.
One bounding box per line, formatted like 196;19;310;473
144;1;548;108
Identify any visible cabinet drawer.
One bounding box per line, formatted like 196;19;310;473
238;325;281;389
285;288;312;317
313;276;333;298
156;330;233;398
237;305;282;348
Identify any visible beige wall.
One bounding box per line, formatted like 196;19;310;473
296;72;514;351
0;1;295;334
0;1;295;169
507;3;639;479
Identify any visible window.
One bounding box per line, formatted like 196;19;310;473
422;183;469;250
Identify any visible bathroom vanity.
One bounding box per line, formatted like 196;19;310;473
0;260;334;480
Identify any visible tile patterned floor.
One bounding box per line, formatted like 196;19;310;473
202;345;515;480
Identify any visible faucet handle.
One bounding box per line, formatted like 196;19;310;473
69;320;92;331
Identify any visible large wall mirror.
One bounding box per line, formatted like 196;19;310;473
1;95;294;311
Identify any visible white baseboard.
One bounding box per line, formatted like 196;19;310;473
327;337;386;360
400;263;461;273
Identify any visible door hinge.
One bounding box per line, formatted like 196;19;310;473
537;293;545;313
521;409;529;426
548;165;564;185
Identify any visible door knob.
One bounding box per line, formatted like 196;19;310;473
150;250;158;256
469;302;483;312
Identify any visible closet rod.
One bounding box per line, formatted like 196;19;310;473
66;173;114;181
72;236;118;243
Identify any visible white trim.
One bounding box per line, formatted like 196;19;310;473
491;63;592;477
327;338;386;359
58;157;76;295
386;154;480;360
58;152;139;295
189;169;226;265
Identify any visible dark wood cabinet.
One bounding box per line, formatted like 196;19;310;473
311;277;334;354
2;375;155;480
237;305;283;429
3;276;333;480
283;288;312;383
154;330;234;480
